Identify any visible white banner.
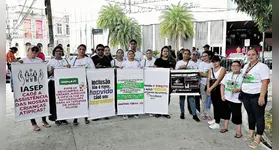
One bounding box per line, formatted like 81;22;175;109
116;69;144;115
54;67;89;120
12;63;50;122
87;69;115;119
144;68;169;114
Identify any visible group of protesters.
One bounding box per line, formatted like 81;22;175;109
7;39;270;149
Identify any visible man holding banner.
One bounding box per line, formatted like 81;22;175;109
175;49;200;122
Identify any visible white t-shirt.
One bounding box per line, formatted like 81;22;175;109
111;59;124;67
241;62;270;94
47;59;69;80
21;57;43;64
199;62;214;85
221;72;244;103
191;59;202;69
140;58;156;68
124;50;144;62
175;60;195;70
122;60;140;68
69;56;95;69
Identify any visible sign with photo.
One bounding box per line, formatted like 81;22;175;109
170;70;200;93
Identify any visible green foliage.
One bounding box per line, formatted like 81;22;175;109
233;0;272;32
159;2;194;40
110;17;142;50
97;4;142;48
153;50;160;56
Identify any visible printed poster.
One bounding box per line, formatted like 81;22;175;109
12;63;50;122
144;68;169;114
117;69;144;115
87;69;115;119
55;67;88;120
170;70;200;93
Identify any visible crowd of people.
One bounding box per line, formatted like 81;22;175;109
6;39;270;149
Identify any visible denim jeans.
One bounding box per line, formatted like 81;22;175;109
179;96;197;116
10;70;13;91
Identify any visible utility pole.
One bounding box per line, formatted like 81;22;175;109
6;4;12;47
45;0;54;50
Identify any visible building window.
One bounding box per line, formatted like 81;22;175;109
66;24;70;35
57;23;62;34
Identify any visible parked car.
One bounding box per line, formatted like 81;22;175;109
263;51;272;69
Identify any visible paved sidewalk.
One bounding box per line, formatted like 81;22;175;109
6;84;266;150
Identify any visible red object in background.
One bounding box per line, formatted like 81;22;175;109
37;52;45;61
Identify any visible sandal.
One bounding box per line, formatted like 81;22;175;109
219;128;228;133
242;135;254;141
164;115;171;119
42;121;51;128
201;116;207;120
32;125;41;131
248;141;261;149
55;121;61;126
234;133;243;138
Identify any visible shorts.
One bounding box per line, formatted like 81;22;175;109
223;100;242;125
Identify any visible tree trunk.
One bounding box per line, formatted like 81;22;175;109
261;32;265;62
175;36;179;56
107;30;111;46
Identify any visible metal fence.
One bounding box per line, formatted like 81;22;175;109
221;59;272;72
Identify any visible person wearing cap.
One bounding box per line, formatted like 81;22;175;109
36;43;45;61
6;47;18;92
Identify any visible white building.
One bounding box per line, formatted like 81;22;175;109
6;4;70;57
68;0;252;56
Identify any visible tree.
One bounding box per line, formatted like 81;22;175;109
159;2;194;53
97;4;125;45
109;16;142;51
233;0;272;32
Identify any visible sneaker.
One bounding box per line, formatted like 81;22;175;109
149;114;153;117
209;123;220;129
193;115;200;122
207;119;216;125
61;120;68;125
123;115;128;120
201;116;207;120
104;117;109;120
134;115;139;119
180;113;185;119
154;114;161;118
207;116;212;121
55;121;61;126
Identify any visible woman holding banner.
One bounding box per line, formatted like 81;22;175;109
18;46;51;131
121;50;141;119
111;49;124;68
70;44;95;125
153;46;176;119
47;46;70;126
175;49;200;122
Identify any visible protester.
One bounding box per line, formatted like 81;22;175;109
177;48;184;61
70;44;95;125
188;50;201;114
220;61;243;137
240;48;270;149
206;55;226;129
92;44;111;68
168;45;176;59
236;46;241;53
124;39;143;62
18;46;51;131
111;49;125;68
47;46;70;125
121;50;140;119
104;46;113;61
153;46;176;119
175;49;200;122
6;47;18;92
203;44;214;58
140;49;156;68
37;43;45;61
199;51;214;120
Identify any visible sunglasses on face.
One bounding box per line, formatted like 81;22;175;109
97;49;104;51
31;48;39;52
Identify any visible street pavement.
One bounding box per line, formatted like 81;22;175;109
6;83;270;150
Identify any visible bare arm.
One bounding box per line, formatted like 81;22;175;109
210;68;226;89
200;72;208;77
206;69;211;90
260;79;269;98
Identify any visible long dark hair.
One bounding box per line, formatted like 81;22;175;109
160;46;176;64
